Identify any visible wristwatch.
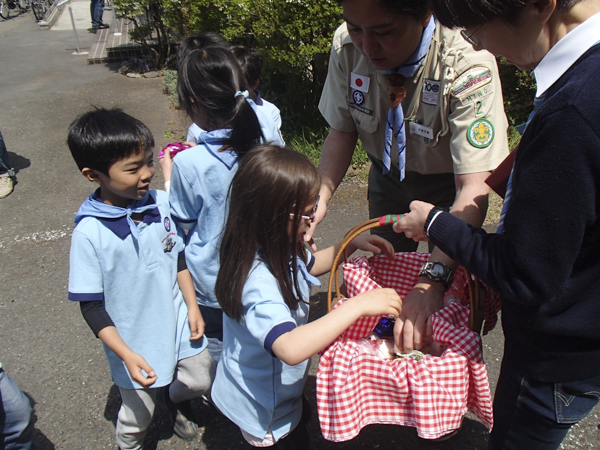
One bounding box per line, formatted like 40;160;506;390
419;261;454;290
424;206;445;238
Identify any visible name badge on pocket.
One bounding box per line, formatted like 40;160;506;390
409;122;433;139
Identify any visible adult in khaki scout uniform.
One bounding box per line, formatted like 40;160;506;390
309;0;509;353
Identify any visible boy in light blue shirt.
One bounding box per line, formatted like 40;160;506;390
67;108;215;450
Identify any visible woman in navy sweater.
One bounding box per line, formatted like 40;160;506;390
393;1;600;449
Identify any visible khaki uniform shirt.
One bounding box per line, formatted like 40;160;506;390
319;23;509;175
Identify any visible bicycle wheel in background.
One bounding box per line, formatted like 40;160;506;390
18;0;29;11
0;1;10;19
31;0;44;20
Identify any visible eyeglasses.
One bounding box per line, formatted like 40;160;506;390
290;195;320;223
460;24;484;46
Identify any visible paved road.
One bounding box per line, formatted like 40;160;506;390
1;10;599;450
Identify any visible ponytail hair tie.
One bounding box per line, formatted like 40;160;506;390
235;90;249;99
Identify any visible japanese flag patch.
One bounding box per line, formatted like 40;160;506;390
351;73;370;93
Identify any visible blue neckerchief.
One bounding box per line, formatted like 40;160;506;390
74;189;160;240
497;94;546;234
383;16;436;181
296;255;321;289
254;90;264;106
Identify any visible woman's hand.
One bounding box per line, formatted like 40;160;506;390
393;201;434;242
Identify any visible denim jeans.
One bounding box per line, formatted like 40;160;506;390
489;359;600;450
90;0;104;27
0;368;34;450
0;129;15;177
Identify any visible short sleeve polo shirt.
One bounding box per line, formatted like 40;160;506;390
68;190;203;388
211;259;312;442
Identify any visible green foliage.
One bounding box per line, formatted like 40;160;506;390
119;0;537;174
179;0;343;134
162;69;178;107
507;126;522;151
113;0;174;69
288;129;370;181
497;57;537;127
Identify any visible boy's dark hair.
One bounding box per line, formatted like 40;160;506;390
337;0;429;20
216;145;321;322
230;45;263;89
177;46;263;155
177;32;229;71
67;107;154;175
429;0;582;29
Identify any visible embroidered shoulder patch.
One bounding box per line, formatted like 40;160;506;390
467;118;494;148
451;66;492;98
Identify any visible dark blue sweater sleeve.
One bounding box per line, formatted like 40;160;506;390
429;106;600;307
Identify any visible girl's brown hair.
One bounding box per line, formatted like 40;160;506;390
216;145;321;321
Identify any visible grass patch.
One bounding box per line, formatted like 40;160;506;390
162;69;178;108
287;129;370;183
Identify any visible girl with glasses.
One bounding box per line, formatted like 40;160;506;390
212;144;402;447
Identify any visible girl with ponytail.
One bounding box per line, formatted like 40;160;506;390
166;44;263;366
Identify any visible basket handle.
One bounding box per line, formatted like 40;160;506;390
327;215;404;312
464;268;486;334
326;215;486;334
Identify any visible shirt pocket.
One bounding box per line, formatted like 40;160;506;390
349;102;379;135
407;104;444;149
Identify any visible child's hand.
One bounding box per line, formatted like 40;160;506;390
349;235;395;260
122;352;158;387
159;147;174;185
188;304;205;341
351;288;402;318
184;141;197;147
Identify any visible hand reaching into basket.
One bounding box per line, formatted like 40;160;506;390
345;234;396;260
392;201;448;353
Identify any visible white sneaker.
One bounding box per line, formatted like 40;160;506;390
0;175;14;198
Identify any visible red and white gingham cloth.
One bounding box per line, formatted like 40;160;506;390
317;252;498;441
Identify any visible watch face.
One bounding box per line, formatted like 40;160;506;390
431;264;444;276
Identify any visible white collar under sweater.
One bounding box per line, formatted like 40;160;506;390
533;10;600;97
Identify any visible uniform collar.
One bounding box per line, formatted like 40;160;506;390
75;189;161;239
533;10;600;97
196;128;239;169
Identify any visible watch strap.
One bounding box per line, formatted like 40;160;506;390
419;261;454;290
424;206;445;238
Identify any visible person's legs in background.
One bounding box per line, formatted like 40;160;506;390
0;367;34;450
0;129;15;199
89;0;107;29
489;358;600;450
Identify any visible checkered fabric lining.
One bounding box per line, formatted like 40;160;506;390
316;252;496;441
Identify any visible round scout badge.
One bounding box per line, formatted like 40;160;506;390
467;118;495;148
353;90;365;106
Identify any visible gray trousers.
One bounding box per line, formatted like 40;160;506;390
115;349;215;450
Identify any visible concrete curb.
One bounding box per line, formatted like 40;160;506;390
37;0;62;29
